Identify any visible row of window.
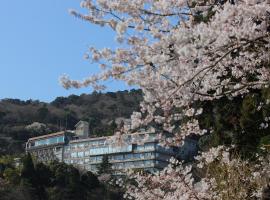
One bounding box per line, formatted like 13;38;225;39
65;134;158;150
66;152;171;164
133;143;156;151
155;153;172;162
89;145;133;155
156;145;175;154
68;149;157;161
65;142;159;157
34;136;65;147
65;158;168;172
67;145;133;157
89;152;156;163
65;152;157;164
67;149;173;161
89;160;164;171
112;160;155;169
67;139;107;150
65;153;169;165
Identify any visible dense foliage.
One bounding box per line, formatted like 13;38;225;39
0;89;142;155
0;154;123;200
198;88;270;158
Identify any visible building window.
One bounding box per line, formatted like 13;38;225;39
90;165;97;171
114;155;123;161
78;152;84;157
134;154;140;159
96;156;102;162
98;140;105;145
55;147;61;152
71;152;77;158
145;143;155;150
85;151;90;156
125;154;132;160
145;152;152;158
71;144;77;150
90;157;96;162
78;160;84;165
137;145;144;151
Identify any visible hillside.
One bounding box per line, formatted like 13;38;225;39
0;89;142;155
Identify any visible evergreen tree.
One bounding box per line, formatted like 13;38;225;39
97;155;112;175
81;171;100;190
3;168;20;185
20;153;36;186
37;105;49;122
20;153;38;200
35;163;53;200
64;166;84;200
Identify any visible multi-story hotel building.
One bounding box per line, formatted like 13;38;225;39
26;121;197;174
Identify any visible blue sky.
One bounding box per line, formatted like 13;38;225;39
0;0;129;102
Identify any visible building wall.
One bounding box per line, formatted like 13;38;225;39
27;145;64;162
62;139;175;174
75;121;89;138
26;133;67;163
26;132;181;174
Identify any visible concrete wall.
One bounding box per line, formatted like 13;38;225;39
75;121;89;138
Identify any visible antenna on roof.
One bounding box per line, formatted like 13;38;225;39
65;115;67;131
60;120;62;131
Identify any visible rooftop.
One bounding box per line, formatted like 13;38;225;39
26;121;157;144
75;120;89;127
28;131;65;141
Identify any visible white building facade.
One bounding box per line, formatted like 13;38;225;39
26;121;197;175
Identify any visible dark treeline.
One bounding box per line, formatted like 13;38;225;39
197;88;270;158
0;89;142;155
0;154;123;200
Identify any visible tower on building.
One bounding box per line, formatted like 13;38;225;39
75;121;89;138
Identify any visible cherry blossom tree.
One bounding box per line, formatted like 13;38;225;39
61;0;270;144
117;147;270;200
61;0;270;199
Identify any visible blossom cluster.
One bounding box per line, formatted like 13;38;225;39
61;0;270;145
118;146;270;200
122;158;209;200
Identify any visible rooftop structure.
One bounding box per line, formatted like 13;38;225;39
75;121;89;138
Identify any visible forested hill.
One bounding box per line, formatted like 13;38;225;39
0;89;142;155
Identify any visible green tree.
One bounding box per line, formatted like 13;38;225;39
20;153;36;186
97;155;112;175
35;163;52;187
64;166;84;200
81;171;100;190
3;168;20;185
37;105;49;121
48;162;85;200
108;120;117;135
20;153;38;200
35;162;53;200
198;88;270;158
0;157;122;200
